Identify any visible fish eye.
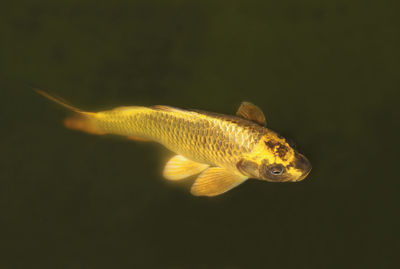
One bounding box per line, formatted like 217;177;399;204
270;165;283;176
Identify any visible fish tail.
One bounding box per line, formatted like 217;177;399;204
36;89;105;135
63;114;105;135
35;89;84;113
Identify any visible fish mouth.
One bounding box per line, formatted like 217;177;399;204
293;153;312;182
295;167;312;182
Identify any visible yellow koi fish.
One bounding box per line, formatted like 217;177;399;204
37;90;311;196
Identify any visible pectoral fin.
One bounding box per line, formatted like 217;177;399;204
163;155;209;181
191;167;248;197
236;102;266;126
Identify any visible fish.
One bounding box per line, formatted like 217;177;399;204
36;90;311;197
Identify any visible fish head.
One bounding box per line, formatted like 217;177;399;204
236;131;311;182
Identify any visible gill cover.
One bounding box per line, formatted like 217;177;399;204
236;159;259;178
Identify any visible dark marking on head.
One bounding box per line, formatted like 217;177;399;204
264;140;288;160
264;140;278;149
276;145;288;159
286;138;297;149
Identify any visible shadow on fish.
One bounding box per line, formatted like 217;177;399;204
37;90;311;197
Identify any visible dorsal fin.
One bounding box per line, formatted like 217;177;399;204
236;102;266;126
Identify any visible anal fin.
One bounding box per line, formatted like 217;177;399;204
191;167;248;197
163;155;209;181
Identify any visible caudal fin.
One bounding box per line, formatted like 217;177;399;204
36;89;105;135
63;114;105;135
35;89;84;113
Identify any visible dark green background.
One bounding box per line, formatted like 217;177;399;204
1;0;398;268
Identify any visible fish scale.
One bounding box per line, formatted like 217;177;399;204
94;106;264;170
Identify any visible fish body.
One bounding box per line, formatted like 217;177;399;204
37;90;311;196
93;106;263;173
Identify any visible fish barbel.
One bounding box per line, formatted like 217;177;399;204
37;90;311;196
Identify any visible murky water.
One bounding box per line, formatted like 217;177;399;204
1;1;398;268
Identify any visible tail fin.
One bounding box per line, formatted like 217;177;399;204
35;89;84;113
36;89;105;135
